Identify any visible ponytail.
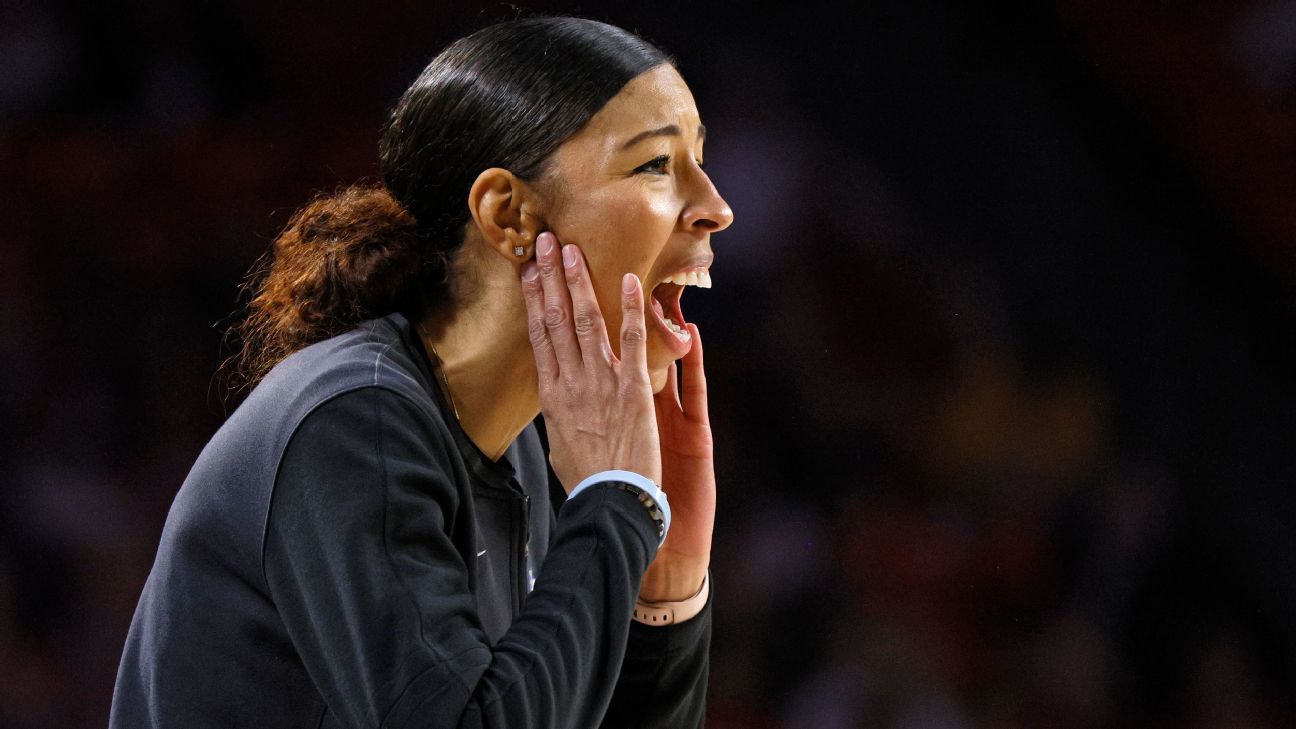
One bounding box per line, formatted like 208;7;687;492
231;184;448;389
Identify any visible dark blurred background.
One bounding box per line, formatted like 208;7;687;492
3;0;1296;726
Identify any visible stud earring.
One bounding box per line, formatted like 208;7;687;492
514;245;526;257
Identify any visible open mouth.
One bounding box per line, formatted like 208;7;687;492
646;270;711;356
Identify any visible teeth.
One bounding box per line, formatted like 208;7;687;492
662;315;690;340
660;270;712;288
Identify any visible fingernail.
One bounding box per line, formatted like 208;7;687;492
522;261;539;281
622;273;636;293
538;232;554;256
562;245;577;268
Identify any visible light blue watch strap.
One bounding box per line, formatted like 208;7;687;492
569;469;671;543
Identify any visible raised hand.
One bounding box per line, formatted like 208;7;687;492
519;231;662;491
641;323;715;602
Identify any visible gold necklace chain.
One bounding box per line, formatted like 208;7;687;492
416;321;461;422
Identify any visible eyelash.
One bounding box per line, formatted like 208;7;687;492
635;155;706;175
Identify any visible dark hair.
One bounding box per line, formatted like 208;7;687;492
232;16;672;387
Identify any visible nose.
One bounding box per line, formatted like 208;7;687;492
682;169;735;234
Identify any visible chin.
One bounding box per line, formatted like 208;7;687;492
649;364;670;394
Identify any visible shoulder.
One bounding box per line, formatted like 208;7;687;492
260;312;432;408
276;385;460;505
284;384;451;465
222;313;436;439
157;314;451;594
189;312;445;500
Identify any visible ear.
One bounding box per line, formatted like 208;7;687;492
467;167;545;264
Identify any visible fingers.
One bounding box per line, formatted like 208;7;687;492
520;259;558;384
619;273;650;388
536;232;582;372
561;244;613;367
655;357;682;411
680;323;709;423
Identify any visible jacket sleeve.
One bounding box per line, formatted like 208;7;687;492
263;386;661;729
536;418;715;729
600;590;713;728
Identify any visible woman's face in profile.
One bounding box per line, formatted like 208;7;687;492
541;64;734;391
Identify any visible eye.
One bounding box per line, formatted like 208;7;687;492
635;154;671;175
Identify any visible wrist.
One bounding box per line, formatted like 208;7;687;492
634;570;710;626
569;470;670;546
639;554;709;603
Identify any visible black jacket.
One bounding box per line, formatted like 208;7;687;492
110;312;711;728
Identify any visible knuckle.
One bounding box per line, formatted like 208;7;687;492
543;305;568;329
573;307;597;335
528;319;549;345
622;325;645;344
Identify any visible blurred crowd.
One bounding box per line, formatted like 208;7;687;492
2;1;1295;727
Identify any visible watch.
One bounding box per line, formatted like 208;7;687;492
568;469;671;546
634;571;710;625
610;482;667;544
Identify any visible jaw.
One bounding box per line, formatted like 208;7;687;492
649;364;670;394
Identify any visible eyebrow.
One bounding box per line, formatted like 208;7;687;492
619;123;706;152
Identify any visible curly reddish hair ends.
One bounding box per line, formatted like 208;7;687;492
233;185;439;388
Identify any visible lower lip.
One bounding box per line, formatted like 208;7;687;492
648;295;693;358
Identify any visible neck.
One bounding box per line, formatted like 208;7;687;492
417;263;539;462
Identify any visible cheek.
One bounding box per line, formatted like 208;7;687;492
551;190;676;359
573;192;672;274
554;184;675;271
